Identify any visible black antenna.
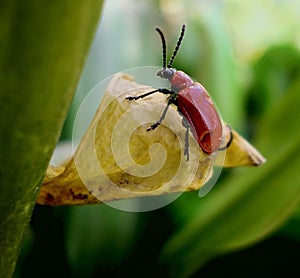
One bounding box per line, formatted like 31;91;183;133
155;28;167;68
167;24;186;68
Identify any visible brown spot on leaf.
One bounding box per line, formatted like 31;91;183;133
69;189;88;200
46;193;54;202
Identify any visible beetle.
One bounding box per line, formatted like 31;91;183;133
126;24;233;160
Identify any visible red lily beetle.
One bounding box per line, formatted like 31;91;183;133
126;24;232;160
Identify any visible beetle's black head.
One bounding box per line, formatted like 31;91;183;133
156;68;175;81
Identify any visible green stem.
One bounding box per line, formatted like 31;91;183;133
0;1;103;276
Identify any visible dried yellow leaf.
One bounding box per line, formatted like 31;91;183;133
37;73;265;206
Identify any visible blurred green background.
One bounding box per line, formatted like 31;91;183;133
15;0;300;277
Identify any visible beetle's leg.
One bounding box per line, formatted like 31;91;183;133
182;117;190;161
147;97;173;131
126;88;172;101
218;125;233;151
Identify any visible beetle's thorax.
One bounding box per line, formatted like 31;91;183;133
157;69;194;93
170;70;194;92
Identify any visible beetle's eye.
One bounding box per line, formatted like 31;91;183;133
156;70;163;78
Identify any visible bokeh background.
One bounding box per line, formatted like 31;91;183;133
15;0;300;277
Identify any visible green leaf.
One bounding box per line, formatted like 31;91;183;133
161;75;300;276
0;1;103;276
65;206;138;277
246;45;300;127
279;205;300;243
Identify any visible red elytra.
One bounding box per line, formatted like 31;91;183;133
126;24;230;158
175;73;223;154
